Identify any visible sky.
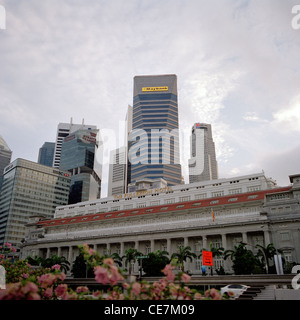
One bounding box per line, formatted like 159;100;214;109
0;0;300;197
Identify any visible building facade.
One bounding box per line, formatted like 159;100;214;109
59;128;101;204
38;142;55;167
0;135;12;195
128;74;182;186
21;172;300;274
107;147;127;196
0;159;71;249
53;119;97;168
189;123;218;183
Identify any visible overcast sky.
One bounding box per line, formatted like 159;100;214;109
0;0;300;196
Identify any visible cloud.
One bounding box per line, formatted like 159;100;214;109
272;95;300;132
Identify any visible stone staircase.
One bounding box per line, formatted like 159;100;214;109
235;285;275;300
253;285;276;300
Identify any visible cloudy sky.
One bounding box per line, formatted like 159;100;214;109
0;0;300;196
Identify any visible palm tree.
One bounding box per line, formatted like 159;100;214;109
122;248;142;276
171;246;197;272
44;255;70;273
255;243;277;272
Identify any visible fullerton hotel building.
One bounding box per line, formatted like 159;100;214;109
21;172;300;274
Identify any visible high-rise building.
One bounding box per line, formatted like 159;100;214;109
128;74;182;186
53;119;97;168
107;146;127;196
0;159;71;249
0;135;12;175
38;142;55;167
188;123;218;183
0;136;12;195
59;128;102;204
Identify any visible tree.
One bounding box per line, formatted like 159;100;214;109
255;243;277;272
71;253;94;278
26;255;70;273
224;243;261;275
171;246;197;272
43;255;70;273
142;250;170;276
122;248;142;276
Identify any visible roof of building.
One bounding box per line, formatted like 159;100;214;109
0;135;11;152
37;186;291;228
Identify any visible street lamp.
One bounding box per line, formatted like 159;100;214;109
240;241;268;274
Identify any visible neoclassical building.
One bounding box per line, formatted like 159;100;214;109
21;172;300;274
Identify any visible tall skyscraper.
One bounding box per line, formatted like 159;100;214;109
107;146;127;196
0;136;12;195
0;135;12;175
128;74;182;186
188;123;218;183
53;119;97;168
59;128;102;204
38;142;55;167
0;159;71;248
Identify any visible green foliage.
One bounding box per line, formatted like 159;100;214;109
224;243;261;275
142;250;170;276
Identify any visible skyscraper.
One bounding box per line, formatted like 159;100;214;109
0;135;12;175
107;146;127;196
38;142;55;167
128;74;182;186
0;159;70;248
53;119;97;168
188;123;218;183
0;136;12;195
59;128;102;204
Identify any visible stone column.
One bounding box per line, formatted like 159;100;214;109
242;232;248;244
184;237;189;272
221;234;227;250
68;246;73;264
120;242;124;257
57;247;61;257
264;230;271;246
202;235;207;250
46;247;50;259
135;241;139;251
106;243;111;255
167;238;171;256
150;239;154;253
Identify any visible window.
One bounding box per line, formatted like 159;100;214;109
280;232;290;241
165;198;175;204
212;191;224;198
229;188;242;195
247;185;261;192
179;196;190;202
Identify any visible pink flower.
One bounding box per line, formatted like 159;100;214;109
51;264;61;271
180;273;191;283
162;264;175;282
54;284;68;298
94;266;109;284
103;258;114;266
76;286;89;293
44;287;53;299
131;282;141;296
38;273;57;288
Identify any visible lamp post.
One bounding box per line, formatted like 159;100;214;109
240;241;268;274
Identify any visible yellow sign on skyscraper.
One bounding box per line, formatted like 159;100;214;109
142;86;168;92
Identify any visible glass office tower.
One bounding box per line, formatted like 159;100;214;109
0;136;12;195
129;74;182;186
0;159;70;249
59;128;101;204
38;142;55;167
